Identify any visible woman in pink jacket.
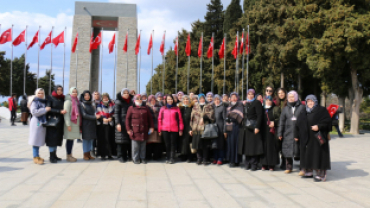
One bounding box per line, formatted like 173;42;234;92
158;94;184;164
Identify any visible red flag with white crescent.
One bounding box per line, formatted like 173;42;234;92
72;32;78;53
123;31;128;53
40;31;52;50
0;28;12;44
159;33;165;56
239;32;244;54
108;33;115;54
12;30;25;46
147;33;153;55
28;31;39;50
218;38;225;59
174;36;178;56
135;33;141;55
52;31;64;47
207;37;214;59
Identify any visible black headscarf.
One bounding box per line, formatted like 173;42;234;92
80;90;92;102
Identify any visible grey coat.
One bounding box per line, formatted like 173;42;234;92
28;100;47;147
278;101;305;158
63;95;81;140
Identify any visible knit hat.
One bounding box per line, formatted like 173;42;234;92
121;88;130;96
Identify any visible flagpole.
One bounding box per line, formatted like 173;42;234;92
76;28;78;87
89;27;93;90
49;26;53;95
162;30;166;94
223;34;226;95
37;26;40;88
138;30;142;93
24;25;28;95
100;27;103;93
175;32;178;93
63;27;66;89
241;29;245;100
235;31;239;93
187;56;190;94
246;25;250;94
150;30;154;94
211;32;214;93
10;24;13;95
114;29;117;96
126;28;129;88
199;32;203;94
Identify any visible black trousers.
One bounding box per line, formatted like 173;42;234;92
10;110;16;124
162;131;178;160
116;143;131;160
197;140;211;161
245;156;259;169
146;143;162;160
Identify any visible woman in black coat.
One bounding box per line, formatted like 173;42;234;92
295;95;332;182
146;95;163;160
238;89;263;171
212;94;226;165
45;85;66;163
178;95;194;162
114;88;133;163
278;90;305;174
79;90;98;161
260;96;281;171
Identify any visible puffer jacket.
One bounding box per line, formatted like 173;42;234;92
114;93;133;144
157;106;184;133
125;103;154;141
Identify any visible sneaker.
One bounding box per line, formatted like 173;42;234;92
298;171;305;176
217;160;223;165
212;160;217;165
133;160;140;164
284;170;292;174
119;157;125;163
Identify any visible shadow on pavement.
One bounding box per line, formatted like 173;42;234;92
329;161;369;181
0;166;23;172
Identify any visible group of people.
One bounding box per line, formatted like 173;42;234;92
26;85;335;182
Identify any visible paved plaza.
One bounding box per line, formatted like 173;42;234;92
0;120;369;208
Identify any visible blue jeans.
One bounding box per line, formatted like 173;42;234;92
83;140;93;153
33;146;40;157
49;146;57;152
213;149;225;162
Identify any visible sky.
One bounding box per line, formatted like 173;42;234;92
0;0;234;101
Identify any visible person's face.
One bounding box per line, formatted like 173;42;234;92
167;96;174;105
199;97;205;104
135;96;142;105
183;97;190;105
214;98;221;105
130;91;136;95
178;94;183;100
266;87;273;96
278;90;286;100
57;87;63;95
265;99;273;106
207;95;213;102
150;98;156;105
247;92;254;100
122;91;129;99
231;95;237;102
37;90;44;99
157;96;163;102
71;89;78;97
223;96;228;102
189;93;194;98
287;94;295;103
142;95;147;101
307;100;315;108
84;93;90;101
102;95;109;102
173;97;178;102
257;95;263;101
192;98;198;103
94;93;100;100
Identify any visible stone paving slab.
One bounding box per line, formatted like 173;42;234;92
0;120;369;208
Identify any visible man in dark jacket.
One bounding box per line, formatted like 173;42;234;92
332;106;344;138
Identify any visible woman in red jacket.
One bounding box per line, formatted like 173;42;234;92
158;94;184;164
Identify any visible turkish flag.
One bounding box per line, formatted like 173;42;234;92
135;34;141;55
207;37;214;59
185;34;191;56
159;33;165;56
246;33;251;55
147;34;153;55
231;36;238;59
240;32;244;54
174;36;178;56
52;31;64;47
92;32;102;50
27;31;39;50
108;33;115;54
89;32;94;53
197;36;202;58
327;104;339;118
71;32;78;53
218;38;225;59
0;28;12;44
123;32;128;53
12;30;26;46
40;31;52;50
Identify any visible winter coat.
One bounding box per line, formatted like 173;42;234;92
63;95;81;140
8;97;17;111
213;103;226;150
114;93;133;144
278;101;305;158
125;104;154;141
45;95;65;147
260;106;281;166
146;101;162;130
80;100;97;140
20;99;29;113
28;100;47;147
190;103;215;134
158;106;184;133
178;102;193;154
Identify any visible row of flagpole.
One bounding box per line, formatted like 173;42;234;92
1;25;250;97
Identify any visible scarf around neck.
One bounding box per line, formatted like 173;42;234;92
71;95;80;125
33;97;47;124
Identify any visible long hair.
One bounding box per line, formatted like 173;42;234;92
164;94;176;107
276;88;287;107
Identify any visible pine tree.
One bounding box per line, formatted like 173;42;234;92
38;70;55;96
223;0;243;36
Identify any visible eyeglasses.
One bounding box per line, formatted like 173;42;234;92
266;90;273;93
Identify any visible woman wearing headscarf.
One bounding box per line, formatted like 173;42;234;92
146;95;163;160
278;90;305;174
141;93;148;105
295;95;332;181
155;92;164;106
206;92;214;103
63;87;81;162
91;91;102;157
239;89;263;171
189;94;215;165
172;94;179;105
222;94;229;106
45;85;66;163
20;95;30;125
276;88;287;169
79;90;98;160
225;92;243;167
115;88;133;163
260;96;281;171
126;94;154;164
212;94;227;165
177;91;184;103
29;88;51;165
191;95;198;104
178;95;194;162
97;93;115;160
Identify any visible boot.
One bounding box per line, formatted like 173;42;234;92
33;157;44;165
83;152;90;161
88;152;95;160
55;150;62;161
67;154;77;162
170;151;175;164
49;151;58;163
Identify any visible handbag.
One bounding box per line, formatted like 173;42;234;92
266;111;275;135
201;123;218;139
314;131;326;146
43;115;60;127
190;143;197;154
147;131;161;143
